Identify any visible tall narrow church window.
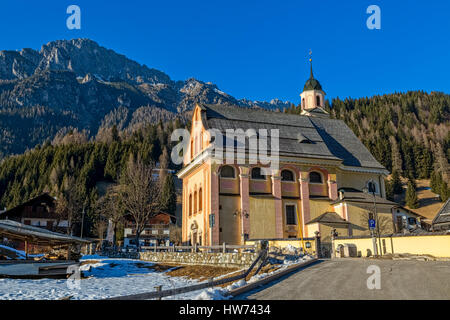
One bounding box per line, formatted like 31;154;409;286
198;188;202;211
309;171;322;183
281;170;295;182
189;194;192;216
316;95;321;106
194;191;198;213
285;205;297;225
220;165;235;178
251;167;266;180
368;181;377;193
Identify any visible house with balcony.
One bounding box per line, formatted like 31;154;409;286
123;212;177;248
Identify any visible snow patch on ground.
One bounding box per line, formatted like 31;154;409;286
0;253;313;300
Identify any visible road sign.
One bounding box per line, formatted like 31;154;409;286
209;214;215;228
368;219;376;230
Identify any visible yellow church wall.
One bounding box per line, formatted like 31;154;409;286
309;200;333;220
309;182;328;197
184;105;212;165
219;175;240;194
218;195;241;244
249;196;277;239
334;234;450;258
281;181;299;198
182;162;210;244
249;178;272;194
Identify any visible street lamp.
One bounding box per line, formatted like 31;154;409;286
363;186;382;257
233;209;249;219
233;209;249;242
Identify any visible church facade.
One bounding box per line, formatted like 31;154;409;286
177;67;397;248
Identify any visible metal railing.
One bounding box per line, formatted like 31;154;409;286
140;243;256;253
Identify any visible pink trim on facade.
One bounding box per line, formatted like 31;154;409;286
239;173;250;242
328;180;338;200
343;202;348;221
299;177;310;236
210;172;220;245
272;176;284;238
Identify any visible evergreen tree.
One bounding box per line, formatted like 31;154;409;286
391;170;403;194
385;178;394;201
160;174;177;215
405;179;419;209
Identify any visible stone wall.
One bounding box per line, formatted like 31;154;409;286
139;251;259;268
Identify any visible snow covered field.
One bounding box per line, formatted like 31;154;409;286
0;253;312;300
0;255;231;300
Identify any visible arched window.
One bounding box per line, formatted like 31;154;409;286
316;95;321;106
309;171;322;183
368;181;377;194
189;194;192;216
220;165;235;178
281;170;295;182
198;188;202;211
302;98;305;108
190;140;194;159
194;191;198;213
251;167;266;180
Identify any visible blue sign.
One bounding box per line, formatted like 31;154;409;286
209;214;215;228
368;219;376;229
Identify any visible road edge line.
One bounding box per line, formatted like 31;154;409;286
227;258;318;298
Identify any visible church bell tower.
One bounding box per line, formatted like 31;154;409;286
299;51;329;117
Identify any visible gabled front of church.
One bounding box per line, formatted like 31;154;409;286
177;65;398;254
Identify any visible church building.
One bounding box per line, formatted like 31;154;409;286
177;63;398;250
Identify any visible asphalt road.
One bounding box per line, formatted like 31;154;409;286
238;259;450;300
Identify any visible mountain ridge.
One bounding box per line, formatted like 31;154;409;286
0;38;293;158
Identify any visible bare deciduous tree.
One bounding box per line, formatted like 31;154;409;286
93;216;108;242
119;155;160;251
97;185;125;247
169;224;182;245
55;175;83;235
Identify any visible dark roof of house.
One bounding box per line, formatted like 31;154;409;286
200;104;386;170
393;205;425;218
432;198;450;225
306;212;350;225
0;193;56;218
332;190;397;206
0;220;90;245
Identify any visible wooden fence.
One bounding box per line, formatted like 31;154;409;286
103;248;268;300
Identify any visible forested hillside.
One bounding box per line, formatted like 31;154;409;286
0;119;183;235
286;91;450;202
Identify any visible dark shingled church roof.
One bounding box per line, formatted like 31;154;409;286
200;104;386;171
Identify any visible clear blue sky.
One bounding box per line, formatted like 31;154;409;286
0;0;449;104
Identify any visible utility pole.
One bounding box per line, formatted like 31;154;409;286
372;190;382;256
80;207;85;239
364;186;381;257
